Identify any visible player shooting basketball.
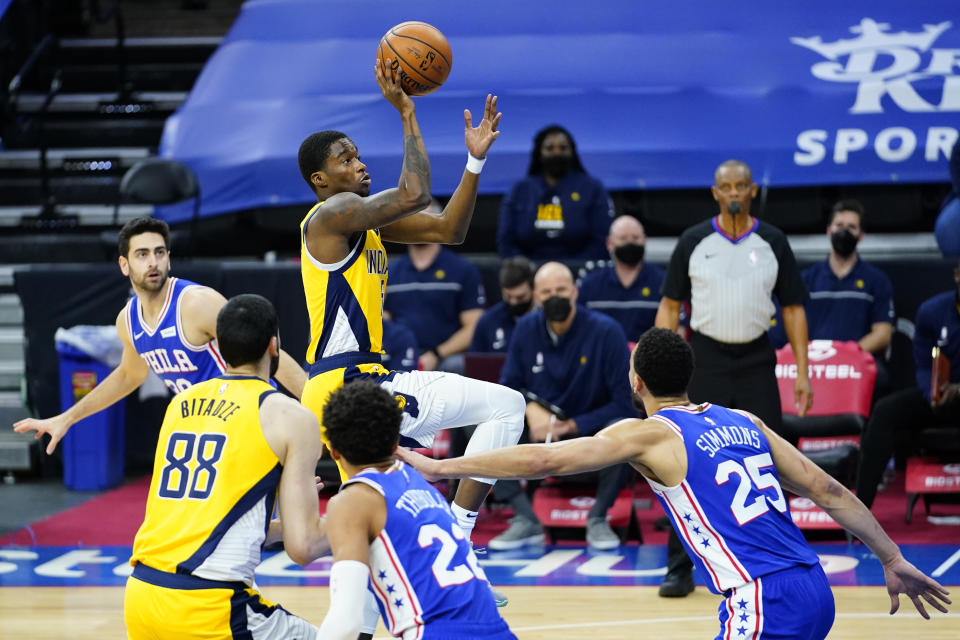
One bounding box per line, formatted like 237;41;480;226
295;55;523;618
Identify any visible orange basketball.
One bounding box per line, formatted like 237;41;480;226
377;21;452;96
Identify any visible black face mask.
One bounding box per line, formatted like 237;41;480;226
543;296;572;323
506;299;532;318
830;228;859;257
613;243;645;266
542;156;572;179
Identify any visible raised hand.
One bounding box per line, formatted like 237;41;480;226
375;57;414;115
13;415;70;455
464;94;502;159
883;555;951;619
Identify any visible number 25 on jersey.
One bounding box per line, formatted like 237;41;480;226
716;452;787;526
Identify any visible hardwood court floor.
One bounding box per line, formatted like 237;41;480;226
1;585;955;639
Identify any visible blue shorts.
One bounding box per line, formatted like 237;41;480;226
715;563;835;640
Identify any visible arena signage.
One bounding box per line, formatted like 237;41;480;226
791;18;959;170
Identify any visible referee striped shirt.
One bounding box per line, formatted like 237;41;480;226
662;217;807;344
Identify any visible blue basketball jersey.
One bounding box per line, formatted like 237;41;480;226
125;277;226;395
646;403;819;595
343;462;511;639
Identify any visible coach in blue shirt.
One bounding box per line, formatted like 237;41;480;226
579;215;664;344
803;200;895;354
856;258;960;509
489;262;635;551
385;235;485;373
497;125;613;261
470;256;535;353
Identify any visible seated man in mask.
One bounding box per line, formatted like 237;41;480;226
579;215;664;343
471;256;536;354
488;262;636;551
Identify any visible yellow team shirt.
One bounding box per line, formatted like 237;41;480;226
300;203;389;368
130;375;281;585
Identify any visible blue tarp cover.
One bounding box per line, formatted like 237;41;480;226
158;1;960;222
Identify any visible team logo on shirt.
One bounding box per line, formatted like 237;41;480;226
535;196;565;231
579;356;587;365
641;287;651;297
435;269;446;280
856;279;865;288
571;192;580;201
532;352;545;373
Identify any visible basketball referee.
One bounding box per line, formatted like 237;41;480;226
654;159;813;597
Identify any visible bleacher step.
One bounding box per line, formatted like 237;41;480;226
0;329;24;362
0;204;153;228
0;295;23;326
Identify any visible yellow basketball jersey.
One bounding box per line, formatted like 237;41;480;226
300;203;388;366
130;375;281;585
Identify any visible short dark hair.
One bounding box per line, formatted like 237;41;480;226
215;294;278;367
527;124;586;177
632;328;695;397
830;199;865;226
323;380;402;466
500;256;535;289
297;130;348;191
118;217;169;258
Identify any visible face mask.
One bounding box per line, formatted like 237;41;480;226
543;296;572;323
507;299;532;318
542;156;572;179
613;243;645;266
830;228;859;257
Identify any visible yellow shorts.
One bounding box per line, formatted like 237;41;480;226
302;361;389;482
124;565;316;640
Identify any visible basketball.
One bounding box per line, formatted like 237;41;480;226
377;21;452;96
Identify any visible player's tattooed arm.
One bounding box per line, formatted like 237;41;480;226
401;132;431;195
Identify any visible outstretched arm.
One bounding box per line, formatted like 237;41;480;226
14;307;149;454
381;94;502;244
756;414;950;618
397;420;647;481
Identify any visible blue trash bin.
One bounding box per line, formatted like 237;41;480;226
56;341;125;490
